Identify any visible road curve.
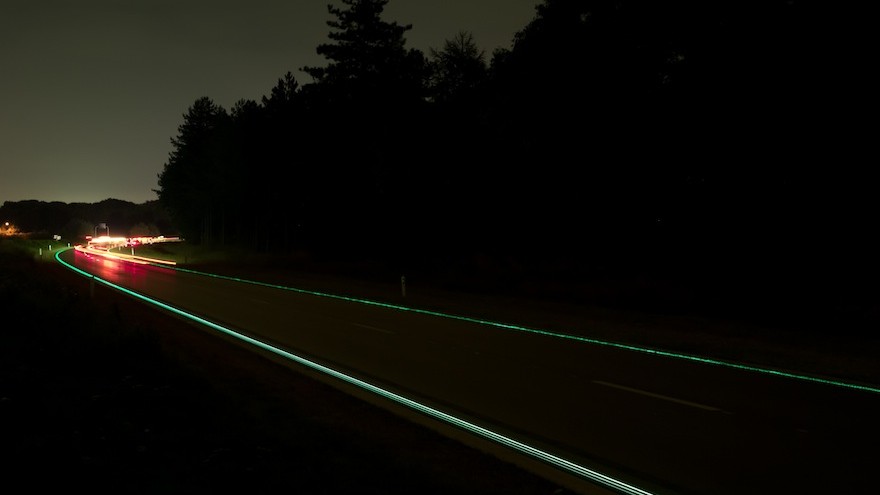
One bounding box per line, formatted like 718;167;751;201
57;248;880;495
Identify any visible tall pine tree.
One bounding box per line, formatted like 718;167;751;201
155;96;229;244
298;0;429;259
301;0;426;107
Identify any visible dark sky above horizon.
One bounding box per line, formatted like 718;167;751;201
1;0;537;205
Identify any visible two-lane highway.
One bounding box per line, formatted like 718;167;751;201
58;247;880;495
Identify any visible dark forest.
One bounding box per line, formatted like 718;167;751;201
2;0;874;330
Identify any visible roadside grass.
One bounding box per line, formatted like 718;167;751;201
0;236;71;262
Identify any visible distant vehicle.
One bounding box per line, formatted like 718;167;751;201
86;235;128;250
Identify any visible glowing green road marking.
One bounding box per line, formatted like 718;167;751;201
55;247;655;495
160;260;880;395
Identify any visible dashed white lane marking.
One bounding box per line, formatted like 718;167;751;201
352;323;395;334
593;379;726;412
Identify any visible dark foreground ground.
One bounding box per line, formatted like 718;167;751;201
1;250;578;494
3;244;879;494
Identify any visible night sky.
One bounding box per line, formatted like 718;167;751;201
1;0;537;205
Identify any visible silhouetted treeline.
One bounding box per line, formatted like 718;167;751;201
155;0;873;290
0;198;175;241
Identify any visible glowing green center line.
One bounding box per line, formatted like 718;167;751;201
54;248;654;495
162;262;880;395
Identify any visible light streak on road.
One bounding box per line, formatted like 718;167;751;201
75;244;177;265
55;247;658;495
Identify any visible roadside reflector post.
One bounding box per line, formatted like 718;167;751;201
401;275;406;297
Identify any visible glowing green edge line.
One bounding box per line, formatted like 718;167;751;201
156;259;880;395
55;247;654;495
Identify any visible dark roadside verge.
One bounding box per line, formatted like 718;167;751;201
0;247;573;494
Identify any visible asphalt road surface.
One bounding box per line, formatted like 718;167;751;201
58;248;880;495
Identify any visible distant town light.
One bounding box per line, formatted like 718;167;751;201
1;221;17;236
